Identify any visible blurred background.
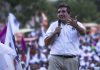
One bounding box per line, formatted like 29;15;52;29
0;0;100;27
0;0;100;70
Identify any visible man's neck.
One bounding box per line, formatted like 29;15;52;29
61;21;67;25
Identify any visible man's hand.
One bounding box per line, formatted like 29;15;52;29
66;16;86;35
66;16;77;27
54;26;62;35
44;26;62;46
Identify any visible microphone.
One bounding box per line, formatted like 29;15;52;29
58;19;61;26
57;19;61;36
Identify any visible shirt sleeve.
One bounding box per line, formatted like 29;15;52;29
77;21;86;31
44;22;57;39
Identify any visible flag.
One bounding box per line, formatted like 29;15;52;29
21;37;26;52
4;13;23;70
40;12;48;36
0;25;7;43
5;13;19;47
38;12;48;48
25;47;30;69
41;12;48;28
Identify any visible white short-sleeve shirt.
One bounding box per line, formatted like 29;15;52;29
45;21;85;55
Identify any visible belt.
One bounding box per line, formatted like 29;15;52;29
53;55;76;58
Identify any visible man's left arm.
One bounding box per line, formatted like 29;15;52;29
73;22;86;35
67;19;86;35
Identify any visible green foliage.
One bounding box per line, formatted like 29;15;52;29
2;0;56;27
57;0;97;22
0;0;100;28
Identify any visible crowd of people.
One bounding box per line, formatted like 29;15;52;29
15;5;100;70
15;21;100;70
0;4;100;70
79;27;100;70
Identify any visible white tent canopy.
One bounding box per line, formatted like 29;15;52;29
83;22;98;27
17;28;34;33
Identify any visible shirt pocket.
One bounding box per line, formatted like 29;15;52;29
69;28;78;40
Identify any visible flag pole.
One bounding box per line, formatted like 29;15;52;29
7;13;23;70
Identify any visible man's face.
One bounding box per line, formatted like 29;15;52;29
57;7;70;22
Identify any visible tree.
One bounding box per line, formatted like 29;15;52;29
1;0;100;28
56;0;98;22
3;0;56;27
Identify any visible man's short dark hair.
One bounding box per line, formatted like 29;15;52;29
57;3;71;14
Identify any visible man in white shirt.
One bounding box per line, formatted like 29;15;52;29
44;3;86;70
